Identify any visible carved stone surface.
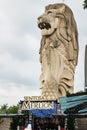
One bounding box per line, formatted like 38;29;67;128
37;3;79;99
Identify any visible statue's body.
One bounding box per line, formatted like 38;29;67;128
38;3;79;99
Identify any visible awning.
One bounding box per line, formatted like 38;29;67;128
60;93;87;114
29;102;57;118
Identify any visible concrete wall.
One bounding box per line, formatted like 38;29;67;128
0;118;11;130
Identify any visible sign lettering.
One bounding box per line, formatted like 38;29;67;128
21;101;54;110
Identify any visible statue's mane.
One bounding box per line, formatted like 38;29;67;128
45;3;70;10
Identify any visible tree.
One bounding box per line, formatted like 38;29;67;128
0;104;27;129
8;105;27;130
7;105;18;114
0;104;8;125
0;104;8;114
83;0;87;9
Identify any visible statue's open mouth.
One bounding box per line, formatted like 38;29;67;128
38;22;51;30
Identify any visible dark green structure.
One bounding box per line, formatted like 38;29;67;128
85;45;87;91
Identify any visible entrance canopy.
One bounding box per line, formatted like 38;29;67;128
20;97;57;118
29;102;57;118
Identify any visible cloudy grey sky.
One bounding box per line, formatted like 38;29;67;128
0;0;87;105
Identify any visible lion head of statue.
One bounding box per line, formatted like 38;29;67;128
38;3;78;37
38;4;66;36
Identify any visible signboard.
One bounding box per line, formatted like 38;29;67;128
20;96;56;110
24;96;46;101
21;101;54;110
19;96;57;118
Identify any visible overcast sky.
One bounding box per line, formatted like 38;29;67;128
0;0;87;106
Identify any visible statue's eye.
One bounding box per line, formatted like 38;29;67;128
47;11;52;14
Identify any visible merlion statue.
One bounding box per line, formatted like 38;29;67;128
37;3;79;99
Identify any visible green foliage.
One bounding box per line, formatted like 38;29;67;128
66;92;75;130
10;116;19;130
83;0;87;9
0;104;28;130
66;91;71;97
75;90;84;94
7;105;18;114
67;116;75;130
0;104;18;114
8;105;27;130
0;104;8;125
0;104;8;114
9;115;27;130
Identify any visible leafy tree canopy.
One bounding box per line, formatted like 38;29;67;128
0;104;18;114
0;104;8;114
7;105;18;114
83;0;87;9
